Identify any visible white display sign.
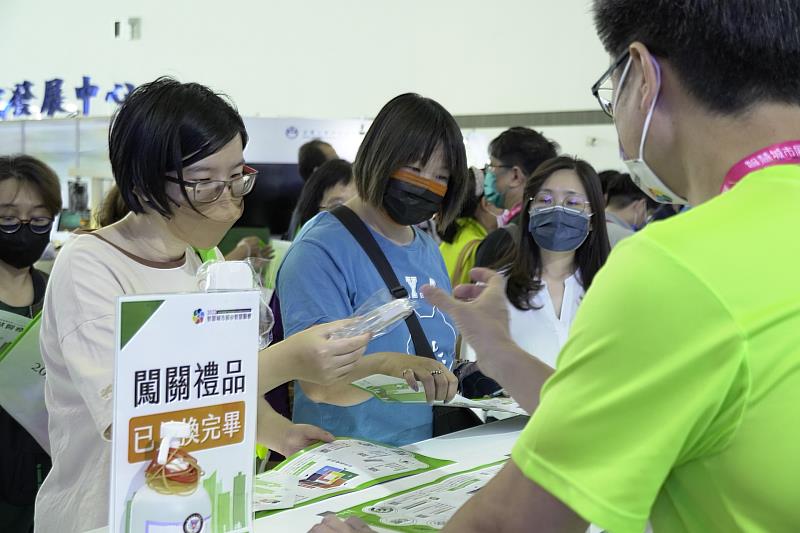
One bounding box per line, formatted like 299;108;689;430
110;291;260;533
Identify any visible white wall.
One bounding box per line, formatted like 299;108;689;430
0;0;608;118
1;0;625;208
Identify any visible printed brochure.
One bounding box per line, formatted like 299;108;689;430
255;438;452;517
337;461;507;532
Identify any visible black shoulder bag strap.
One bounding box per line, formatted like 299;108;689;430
330;206;483;437
330;206;433;358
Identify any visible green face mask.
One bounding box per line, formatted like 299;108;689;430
483;170;506;209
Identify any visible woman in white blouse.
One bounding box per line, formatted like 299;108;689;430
499;156;610;367
464;156;610;371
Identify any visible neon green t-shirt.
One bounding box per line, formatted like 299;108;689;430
512;164;800;532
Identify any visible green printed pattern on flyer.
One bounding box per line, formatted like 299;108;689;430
336;460;507;532
352;374;528;415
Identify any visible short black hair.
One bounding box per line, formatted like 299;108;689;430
353;93;468;228
437;168;481;244
109;77;248;217
597;169;619;197
294;159;353;230
501;156;610;311
298;140;335;182
489;127;559;177
594;0;800;113
0;154;62;215
606;171;657;210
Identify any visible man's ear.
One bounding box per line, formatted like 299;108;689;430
630;41;660;113
510;166;526;188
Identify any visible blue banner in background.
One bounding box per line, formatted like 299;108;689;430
0;76;135;120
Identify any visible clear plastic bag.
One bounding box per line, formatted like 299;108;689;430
196;258;275;349
329;288;416;340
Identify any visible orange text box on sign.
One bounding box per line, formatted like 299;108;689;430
127;401;245;464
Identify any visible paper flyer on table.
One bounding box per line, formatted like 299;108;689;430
252;470;298;511
337;462;507;532
0;312;50;453
255;438;453;517
352;374;528;416
337;460;507;532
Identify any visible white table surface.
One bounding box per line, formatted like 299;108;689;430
88;416;528;533
257;416;528;532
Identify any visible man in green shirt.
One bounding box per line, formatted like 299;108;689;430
429;1;800;531
309;1;800;533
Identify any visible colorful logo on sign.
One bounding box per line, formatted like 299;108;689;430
192;309;205;324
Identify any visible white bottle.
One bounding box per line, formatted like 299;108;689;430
128;421;212;532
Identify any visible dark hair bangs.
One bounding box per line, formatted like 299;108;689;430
354;93;467;227
109;77;247;218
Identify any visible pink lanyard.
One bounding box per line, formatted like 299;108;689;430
501;203;523;226
722;140;800;192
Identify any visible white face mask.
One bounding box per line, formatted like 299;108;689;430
614;58;689;205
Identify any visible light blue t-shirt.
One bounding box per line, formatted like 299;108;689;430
276;211;457;445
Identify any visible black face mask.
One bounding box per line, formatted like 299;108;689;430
0;224;50;269
383;179;444;226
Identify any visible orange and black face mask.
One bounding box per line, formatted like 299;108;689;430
391;169;448;197
383;169;448;226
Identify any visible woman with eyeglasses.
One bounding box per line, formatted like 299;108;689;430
0;155;60;532
464;156;610;371
34;78;370;533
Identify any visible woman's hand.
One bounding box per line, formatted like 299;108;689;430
290;321;371;385
256;403;334;457
225;236;275;262
277;423;334;457
378;353;458;404
309;516;375;533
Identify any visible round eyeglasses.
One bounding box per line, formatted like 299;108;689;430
529;192;592;215
165;166;259;204
0;216;54;234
